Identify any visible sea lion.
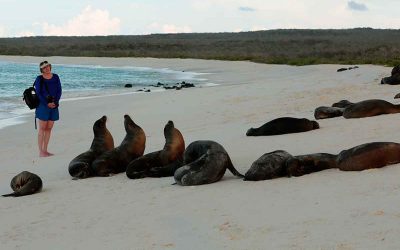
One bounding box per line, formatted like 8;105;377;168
68;116;114;179
342;99;400;119
174;140;244;186
337;142;400;171
92;114;146;177
244;150;293;181
314;106;344;120
332;100;354;109
381;66;400;85
2;171;43;197
126;120;185;179
286;153;338;177
246;117;319;136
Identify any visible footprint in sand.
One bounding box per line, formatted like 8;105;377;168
373;210;385;216
217;221;244;240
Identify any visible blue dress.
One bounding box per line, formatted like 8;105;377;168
34;74;62;121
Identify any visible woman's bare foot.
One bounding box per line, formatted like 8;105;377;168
39;151;49;157
39;151;54;157
45;152;54;156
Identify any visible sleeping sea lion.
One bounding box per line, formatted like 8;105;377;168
126;120;185;179
314;106;344;120
337;142;400;171
92;114;146;176
246;117;319;136
174;140;244;186
2;171;43;197
342;99;400;119
68;116;114;179
243;150;293;181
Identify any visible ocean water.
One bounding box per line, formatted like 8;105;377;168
0;60;209;129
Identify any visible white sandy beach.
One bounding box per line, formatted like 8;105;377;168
1;56;400;249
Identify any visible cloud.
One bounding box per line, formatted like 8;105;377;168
0;26;5;37
239;6;256;12
147;22;192;34
347;1;368;11
17;31;35;37
42;6;120;36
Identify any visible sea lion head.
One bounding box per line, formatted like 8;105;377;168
312;121;320;129
381;76;400;85
244;153;288;181
69;162;93;179
164;120;175;136
124;114;141;134
123;114;146;155
243;150;294;181
246;128;257;136
93;116;107;135
244;162;270;181
381;66;400;85
391;65;400;76
11;171;30;190
162;120;185;161
92;115;114;150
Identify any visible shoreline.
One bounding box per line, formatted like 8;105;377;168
1;57;399;249
0;56;215;130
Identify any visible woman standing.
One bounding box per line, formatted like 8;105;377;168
34;61;62;157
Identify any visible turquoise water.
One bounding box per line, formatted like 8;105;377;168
0;60;206;128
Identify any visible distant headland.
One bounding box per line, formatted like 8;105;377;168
1;28;399;66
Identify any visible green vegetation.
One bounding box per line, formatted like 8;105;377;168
1;28;400;66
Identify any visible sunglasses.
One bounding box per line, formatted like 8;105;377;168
40;61;51;70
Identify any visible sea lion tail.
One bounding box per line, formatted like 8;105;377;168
227;165;245;178
2;192;16;197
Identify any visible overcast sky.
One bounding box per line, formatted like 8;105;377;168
0;0;399;37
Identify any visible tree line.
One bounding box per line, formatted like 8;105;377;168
0;28;399;66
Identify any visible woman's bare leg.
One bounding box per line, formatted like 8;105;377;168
38;120;48;157
43;120;54;156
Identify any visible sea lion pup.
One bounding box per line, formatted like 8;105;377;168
2;171;42;197
174;140;244;186
286;153;338;177
126;120;185;179
68;116;114;179
342;99;400;119
244;150;293;181
314;106;344;120
337;142;400;171
381;65;400;85
92;114;146;177
332;100;354;109
246;117;319;136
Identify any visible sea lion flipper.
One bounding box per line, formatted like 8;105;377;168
148;159;183;177
2;192;16;197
